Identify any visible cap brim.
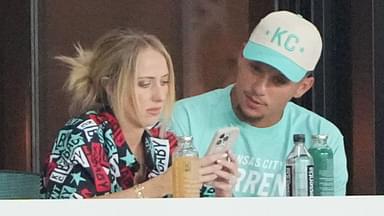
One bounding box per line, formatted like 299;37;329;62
243;41;307;83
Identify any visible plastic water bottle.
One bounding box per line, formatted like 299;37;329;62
172;136;200;197
286;134;314;196
309;134;334;196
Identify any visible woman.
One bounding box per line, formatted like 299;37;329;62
40;28;237;199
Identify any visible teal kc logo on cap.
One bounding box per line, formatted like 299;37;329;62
267;27;304;53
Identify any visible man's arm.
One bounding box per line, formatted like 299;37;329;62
332;132;349;195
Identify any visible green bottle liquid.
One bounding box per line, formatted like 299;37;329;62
308;135;334;196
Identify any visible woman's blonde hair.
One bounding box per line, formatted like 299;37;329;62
57;28;175;129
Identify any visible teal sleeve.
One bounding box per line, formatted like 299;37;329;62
332;133;349;195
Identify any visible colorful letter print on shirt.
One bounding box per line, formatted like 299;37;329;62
40;106;177;199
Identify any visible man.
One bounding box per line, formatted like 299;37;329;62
170;10;348;196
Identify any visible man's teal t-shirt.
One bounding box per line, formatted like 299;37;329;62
170;84;348;197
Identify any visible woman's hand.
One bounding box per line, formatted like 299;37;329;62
170;152;239;198
200;151;239;197
199;152;228;183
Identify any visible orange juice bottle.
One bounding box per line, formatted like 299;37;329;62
172;136;200;197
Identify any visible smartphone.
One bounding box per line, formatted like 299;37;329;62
205;126;240;156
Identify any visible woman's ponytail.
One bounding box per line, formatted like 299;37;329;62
56;44;97;115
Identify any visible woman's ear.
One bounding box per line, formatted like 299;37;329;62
101;77;112;96
293;76;314;98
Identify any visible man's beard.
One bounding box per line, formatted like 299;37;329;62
234;104;263;125
231;86;264;125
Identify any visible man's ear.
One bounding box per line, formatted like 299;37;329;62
293;76;314;98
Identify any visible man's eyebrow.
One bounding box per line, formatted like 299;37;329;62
249;61;261;71
249;60;285;75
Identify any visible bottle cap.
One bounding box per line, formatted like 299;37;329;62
311;134;328;144
293;134;305;143
177;136;193;143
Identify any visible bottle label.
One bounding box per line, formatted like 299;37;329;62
286;163;314;196
317;159;334;195
307;165;314;196
309;148;334;196
172;156;200;198
286;165;293;196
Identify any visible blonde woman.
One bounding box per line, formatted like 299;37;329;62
40;28;231;199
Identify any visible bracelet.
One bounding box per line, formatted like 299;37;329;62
133;184;145;198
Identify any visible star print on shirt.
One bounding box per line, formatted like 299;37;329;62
120;150;135;166
69;132;85;146
71;172;86;186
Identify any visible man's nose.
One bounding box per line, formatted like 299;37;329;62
251;77;268;95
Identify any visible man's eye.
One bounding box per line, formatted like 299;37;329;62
272;76;289;86
138;80;151;88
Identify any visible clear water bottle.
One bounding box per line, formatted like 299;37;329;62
172;136;200;198
286;134;314;196
308;134;334;196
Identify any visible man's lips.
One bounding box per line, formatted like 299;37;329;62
245;94;267;108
